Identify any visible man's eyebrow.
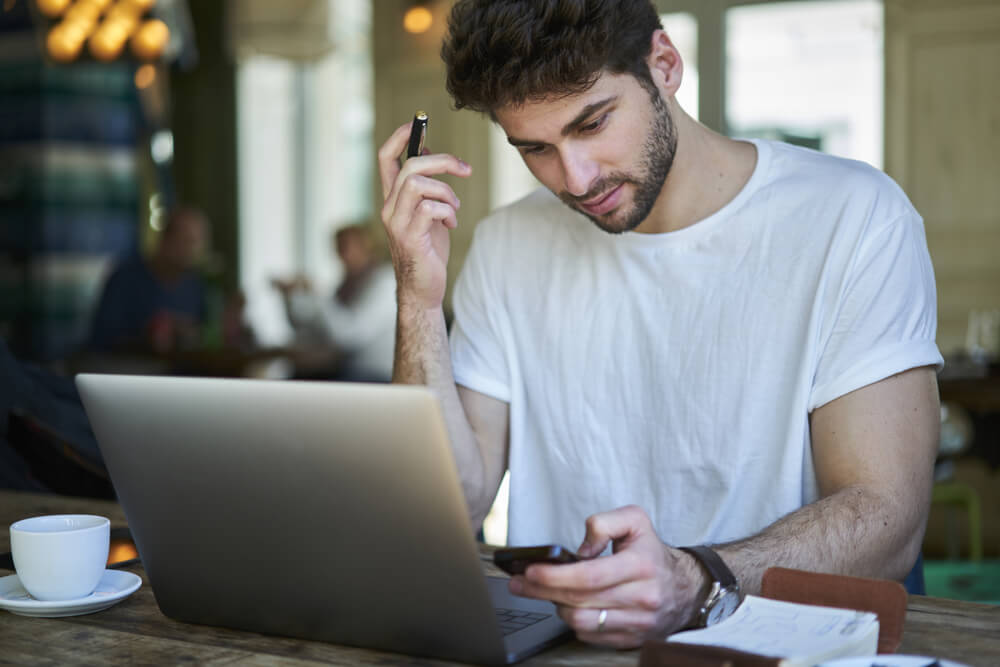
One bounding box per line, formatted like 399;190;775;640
506;95;619;148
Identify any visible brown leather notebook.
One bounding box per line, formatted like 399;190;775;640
639;640;780;667
638;566;908;667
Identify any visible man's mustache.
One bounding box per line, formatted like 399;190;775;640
560;174;636;205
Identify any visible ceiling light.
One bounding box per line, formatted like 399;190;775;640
403;4;432;35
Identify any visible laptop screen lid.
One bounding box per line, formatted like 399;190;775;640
76;374;566;665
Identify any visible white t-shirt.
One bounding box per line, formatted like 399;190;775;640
450;139;943;549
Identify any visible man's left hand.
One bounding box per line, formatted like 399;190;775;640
508;505;707;648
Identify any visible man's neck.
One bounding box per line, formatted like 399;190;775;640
635;108;757;235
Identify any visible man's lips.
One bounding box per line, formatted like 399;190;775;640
579;184;624;216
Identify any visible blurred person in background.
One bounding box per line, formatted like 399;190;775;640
273;224;396;382
88;206;209;355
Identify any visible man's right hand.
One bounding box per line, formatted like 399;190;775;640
377;120;472;311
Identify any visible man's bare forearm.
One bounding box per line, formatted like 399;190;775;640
393;300;494;523
717;484;928;594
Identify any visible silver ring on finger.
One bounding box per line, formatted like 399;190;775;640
597;608;608;632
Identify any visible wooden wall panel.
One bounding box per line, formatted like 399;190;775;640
886;0;1000;355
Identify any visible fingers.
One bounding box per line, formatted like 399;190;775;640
376;121;472;202
383;172;462;232
557;606;659;649
383;179;459;250
511;556;661;609
378;139;471;260
510;506;659;602
384;154;471;223
517;548;649;594
552;578;666;612
377;122;414;200
381;166;469;266
377;120;472;265
411;198;459;231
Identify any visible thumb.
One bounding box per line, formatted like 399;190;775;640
577;505;651;558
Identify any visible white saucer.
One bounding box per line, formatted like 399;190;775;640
818;656;970;667
0;570;142;618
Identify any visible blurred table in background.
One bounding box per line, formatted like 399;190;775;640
69;345;299;379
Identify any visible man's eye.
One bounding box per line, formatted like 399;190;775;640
523;145;549;156
581;114;608;133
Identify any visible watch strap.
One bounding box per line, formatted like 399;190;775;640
679;545;737;588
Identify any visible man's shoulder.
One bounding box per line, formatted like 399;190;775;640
764;140;902;196
760;139;917;224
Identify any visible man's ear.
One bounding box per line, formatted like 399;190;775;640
646;29;683;98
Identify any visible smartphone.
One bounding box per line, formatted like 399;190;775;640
406;110;428;159
493;544;579;576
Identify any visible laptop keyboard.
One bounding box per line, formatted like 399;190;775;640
494;607;551;635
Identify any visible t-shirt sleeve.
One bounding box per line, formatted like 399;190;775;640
809;212;944;410
449;223;512;403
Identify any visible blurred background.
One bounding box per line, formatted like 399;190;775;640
0;0;998;600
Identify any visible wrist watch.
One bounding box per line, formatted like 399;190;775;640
679;545;742;628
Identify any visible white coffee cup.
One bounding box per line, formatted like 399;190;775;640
10;514;110;601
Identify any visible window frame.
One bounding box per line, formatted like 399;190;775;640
654;0;879;137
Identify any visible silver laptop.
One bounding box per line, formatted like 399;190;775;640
76;374;570;665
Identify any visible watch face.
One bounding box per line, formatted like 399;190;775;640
706;587;741;626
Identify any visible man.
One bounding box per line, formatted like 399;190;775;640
89;206;208;354
273;224;397;382
377;0;942;648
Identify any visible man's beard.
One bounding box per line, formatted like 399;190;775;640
560;87;678;234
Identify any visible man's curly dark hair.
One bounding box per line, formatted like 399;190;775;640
441;0;663;115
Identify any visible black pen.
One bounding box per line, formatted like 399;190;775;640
406;110;428;159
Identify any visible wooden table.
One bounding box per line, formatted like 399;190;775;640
2;491;998;666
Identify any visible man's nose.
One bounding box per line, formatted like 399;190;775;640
560;146;599;198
